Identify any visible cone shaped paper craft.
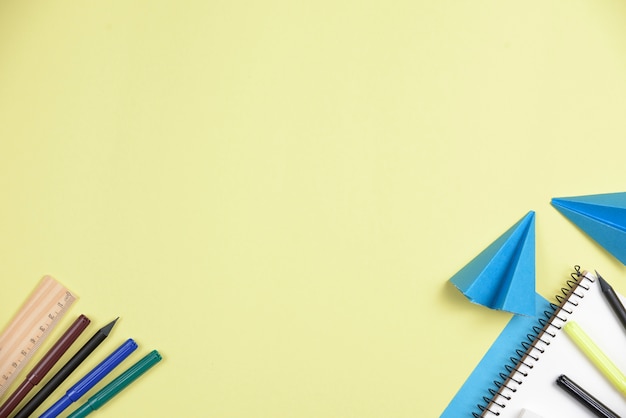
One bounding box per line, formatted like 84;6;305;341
449;211;536;316
552;192;626;265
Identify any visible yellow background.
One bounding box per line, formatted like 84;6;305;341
1;1;626;417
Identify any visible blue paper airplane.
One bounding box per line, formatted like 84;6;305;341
552;192;626;265
449;211;536;316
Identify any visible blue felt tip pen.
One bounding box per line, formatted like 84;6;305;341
39;338;138;418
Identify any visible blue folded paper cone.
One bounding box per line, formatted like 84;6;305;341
449;211;536;316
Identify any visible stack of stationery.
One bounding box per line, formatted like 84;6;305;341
444;193;626;417
0;276;162;417
443;268;626;417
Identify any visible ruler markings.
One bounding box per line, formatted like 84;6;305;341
0;276;76;399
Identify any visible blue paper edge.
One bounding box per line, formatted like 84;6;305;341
551;192;626;208
440;293;550;418
551;202;626;265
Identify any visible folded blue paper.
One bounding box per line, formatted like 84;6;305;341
552;192;626;265
449;211;536;316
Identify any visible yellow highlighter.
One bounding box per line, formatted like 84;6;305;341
564;321;626;397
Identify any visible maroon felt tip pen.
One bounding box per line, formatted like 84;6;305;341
0;314;91;418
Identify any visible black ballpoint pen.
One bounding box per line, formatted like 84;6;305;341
13;318;118;418
596;270;626;333
556;374;619;418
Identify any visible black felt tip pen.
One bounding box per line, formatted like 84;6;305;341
13;318;119;418
556;374;619;418
596;270;626;333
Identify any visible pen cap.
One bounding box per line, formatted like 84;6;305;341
89;350;162;409
67;339;138;401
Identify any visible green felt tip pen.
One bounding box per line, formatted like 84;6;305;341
66;350;162;418
564;321;626;397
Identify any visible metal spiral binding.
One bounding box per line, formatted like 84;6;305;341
471;266;594;417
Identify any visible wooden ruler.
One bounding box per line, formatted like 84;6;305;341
0;275;76;398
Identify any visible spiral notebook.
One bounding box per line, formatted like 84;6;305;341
442;267;626;417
